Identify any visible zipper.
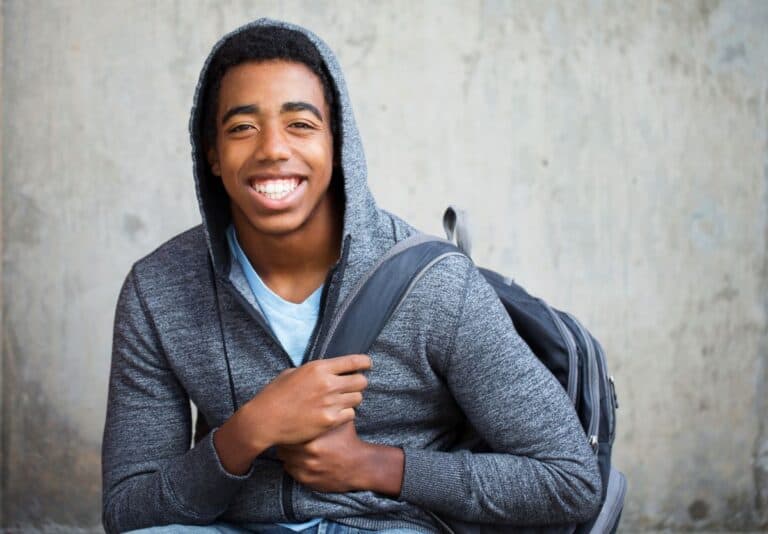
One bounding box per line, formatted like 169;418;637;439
542;301;579;404
214;235;350;522
285;235;350;521
595;340;617;442
307;235;351;361
281;472;297;521
215;275;299;520
565;313;600;451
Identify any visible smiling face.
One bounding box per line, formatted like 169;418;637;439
207;60;335;239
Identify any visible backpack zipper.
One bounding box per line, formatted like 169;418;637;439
595;340;617;442
565;313;600;451
542;301;579;404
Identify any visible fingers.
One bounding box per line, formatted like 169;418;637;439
324;354;372;375
337;391;364;409
334;373;368;394
337;407;356;425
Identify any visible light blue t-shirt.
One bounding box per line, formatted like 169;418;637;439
226;224;323;532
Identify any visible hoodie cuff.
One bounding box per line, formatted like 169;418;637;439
399;447;469;510
163;427;254;519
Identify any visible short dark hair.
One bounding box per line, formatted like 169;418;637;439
201;26;340;150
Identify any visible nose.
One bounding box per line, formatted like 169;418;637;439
255;122;290;162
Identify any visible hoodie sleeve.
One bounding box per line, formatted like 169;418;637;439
398;262;602;526
101;269;252;533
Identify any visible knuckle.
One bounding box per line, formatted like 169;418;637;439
319;375;334;392
320;410;336;426
338;408;354;423
349;392;363;406
358;374;369;389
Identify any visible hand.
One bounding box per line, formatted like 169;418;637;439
214;354;371;475
277;421;365;492
253;354;371;445
278;422;405;496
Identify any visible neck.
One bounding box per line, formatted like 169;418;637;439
231;191;343;302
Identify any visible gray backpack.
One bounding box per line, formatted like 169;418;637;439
320;207;627;534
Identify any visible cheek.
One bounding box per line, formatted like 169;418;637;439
218;141;253;174
307;137;334;175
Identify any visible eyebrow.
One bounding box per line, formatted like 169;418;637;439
281;101;323;121
220;101;324;125
221;104;258;125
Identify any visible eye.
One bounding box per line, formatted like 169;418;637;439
228;123;257;134
289;121;316;130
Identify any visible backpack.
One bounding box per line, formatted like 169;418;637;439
318;207;627;534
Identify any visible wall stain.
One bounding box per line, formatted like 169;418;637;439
122;213;146;241
2;327;101;529
5;192;43;248
344;30;377;68
721;42;747;64
688;499;709;520
461;50;481;98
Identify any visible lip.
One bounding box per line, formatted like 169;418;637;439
245;174;307;211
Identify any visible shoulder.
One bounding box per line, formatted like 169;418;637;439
126;225;212;308
131;225;208;279
376;208;478;292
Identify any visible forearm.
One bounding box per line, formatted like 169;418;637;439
398;446;600;525
103;430;252;534
355;443;404;496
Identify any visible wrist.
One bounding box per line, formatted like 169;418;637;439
214;403;272;475
355;442;404;497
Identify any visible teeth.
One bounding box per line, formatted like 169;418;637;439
252;178;299;200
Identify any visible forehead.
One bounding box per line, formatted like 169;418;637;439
217;60;327;115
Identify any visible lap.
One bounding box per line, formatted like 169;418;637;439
126;521;424;534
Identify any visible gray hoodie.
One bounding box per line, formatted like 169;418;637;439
101;18;601;534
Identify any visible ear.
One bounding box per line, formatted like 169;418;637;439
207;146;221;177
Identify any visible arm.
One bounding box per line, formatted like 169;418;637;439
397;263;602;525
102;269;371;532
277;261;600;526
102;270;252;533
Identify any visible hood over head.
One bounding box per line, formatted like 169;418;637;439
189;18;382;275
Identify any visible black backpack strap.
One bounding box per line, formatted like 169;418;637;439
318;234;463;358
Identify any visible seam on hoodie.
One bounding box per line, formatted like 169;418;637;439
440;260;473;377
388;211;400;241
128;266;173;367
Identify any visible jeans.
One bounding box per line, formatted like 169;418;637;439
127;520;423;533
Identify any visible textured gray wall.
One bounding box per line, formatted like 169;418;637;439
2;0;767;531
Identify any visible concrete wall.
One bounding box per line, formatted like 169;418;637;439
2;0;766;531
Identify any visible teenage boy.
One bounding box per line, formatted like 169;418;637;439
102;19;601;534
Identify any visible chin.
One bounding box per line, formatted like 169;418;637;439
247;212;309;237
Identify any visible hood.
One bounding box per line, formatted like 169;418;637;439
189;18;382;275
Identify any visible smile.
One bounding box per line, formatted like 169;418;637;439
250;177;301;201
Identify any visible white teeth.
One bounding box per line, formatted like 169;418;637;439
252;178;299;200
